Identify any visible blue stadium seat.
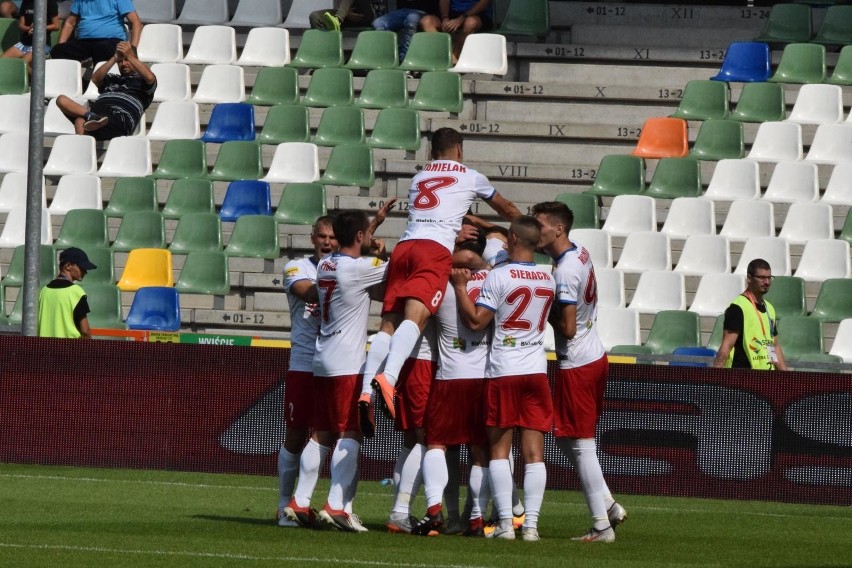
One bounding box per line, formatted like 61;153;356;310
219;180;272;222
711;42;771;83
199;103;255;143
670;346;717;367
126;287;181;332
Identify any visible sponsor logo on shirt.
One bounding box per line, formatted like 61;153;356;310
502;336;516;347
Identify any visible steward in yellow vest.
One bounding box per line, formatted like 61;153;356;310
38;247;97;339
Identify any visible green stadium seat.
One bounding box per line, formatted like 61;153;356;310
0;58;27;95
756;3;813;43
644;310;702;354
791;353;843;368
670;80;730;121
764;275;806;318
609;345;654;355
288;29;344;69
301;68;354;107
6;290;22;325
104;177;158;217
368;107;421;151
208;141;263;181
399;32;452;72
54;209;109;249
840;208;852;245
555;193;599;229
356;69;409;109
80;282;125;329
117;248;173;291
169;212;223;253
811;5;852;45
152;139;208;180
410;71;463;113
275;183;327;225
769;43;826;84
495;0;550;38
125;286;180;331
78;246;114;285
111;211;166;252
707;313;724;351
810;279;852;322
313;106;366;147
344;30;398;70
730;82;786;123
644;157;702;199
586;155;645;197
828;45;852;86
256;104;311;145
247;66;299;106
224;214;280;259
689;119;745;161
176;250;230;295
1;244;55;287
777;315;823;360
0;17;19;51
162;178;215;219
320;144;374;187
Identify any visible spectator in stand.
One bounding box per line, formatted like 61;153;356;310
51;0;142;65
38;247;96;339
56;40;155;140
421;0;492;63
0;1;18;18
372;0;439;60
311;0;386;31
2;0;60;73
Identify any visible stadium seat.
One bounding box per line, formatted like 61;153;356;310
596;306;641;351
495;0;549;38
345;30;399;70
777;316;824;361
1;244;55;287
0;58;27;95
601;194;656;236
224;214;280;259
670;80;730;121
368;107;421;152
586;155;645;197
44;59;82;98
261;142;320;183
150;63;191;102
104;177;157;217
97;137;152;177
219;180;272;222
400;33;453;72
674;235;731;275
841;209;852;245
313;106;366;147
192;65;245;104
811;5;852;46
689;273;746;317
73;246;113;285
828;319;852;362
689;119;744;161
200;103;255;143
275;183;327;225
821;164;852;206
756;3;812;43
43;96;79;135
746;121;802;162
230;0;284;27
256;104;311;145
147;101;200;140
645;310;701;354
804;124;852;165
660;197;716;239
43;134;97;176
152;139;207;180
762;161;818;203
169;212;223;253
769;43;826;84
450;33;508;75
706;313;725;351
828;45;852;86
117;248;173;291
125;286;180;331
670;346;717;367
134;0;175;23
137;23;183;63
734;237;791;276
779;202;833;244
0;94;30;133
0;172;44;212
764;275;806;318
356;69;409;109
810;279;852;322
247;67;299;107
288;29;344;69
54;209;108;249
644;157;702;199
111;211;166;252
207;141;263;181
628;270;686;314
704;159;761;201
711;41;771;83
162;178;215;220
410;71;463;113
320;144;375;187
595;267;625;308
631;117;688;159
795;239;851;281
301;67;354;108
614;231;671;273
608;345;654;356
237;27;290;67
82;62;116;100
568;228;612;268
176;0;228;25
49;174;102;214
283;0;332;28
0;206;50;247
554;193;599;229
730;82;786;123
785;84;843;125
79;282;125;329
176;250;230;295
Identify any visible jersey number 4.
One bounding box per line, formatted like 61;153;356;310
413;176;457;210
503;286;554;332
317;278;337;323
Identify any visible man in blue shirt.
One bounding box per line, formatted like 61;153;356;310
51;0;142;64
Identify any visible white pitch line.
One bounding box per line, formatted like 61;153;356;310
0;543;492;568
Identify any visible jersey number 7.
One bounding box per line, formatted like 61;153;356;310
317;278;337;323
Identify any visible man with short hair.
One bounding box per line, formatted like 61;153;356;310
38;247;96;339
51;0;142;64
1;0;61;73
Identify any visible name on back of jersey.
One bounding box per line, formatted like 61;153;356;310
423;162;467;173
509;268;551;280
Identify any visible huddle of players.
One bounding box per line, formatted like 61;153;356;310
275;128;627;542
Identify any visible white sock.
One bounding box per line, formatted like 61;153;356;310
559;438;609;530
422;448;448;509
523;462;546;530
293;439;330;508
603;482;615;509
489;458;514;522
384;320;421;385
344;470;358;514
278;446;300;509
444;447;461;518
392;446;412;505
508;447;524;516
327;438;360;511
392;443;424;514
469;465;491;520
362;331;391;394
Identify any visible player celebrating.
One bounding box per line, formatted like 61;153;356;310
532;201;627;543
452;216;555;542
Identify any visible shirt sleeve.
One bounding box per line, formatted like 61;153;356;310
358;257;388;288
475;271;500;312
283;260;311;292
723;304;744;335
73;295;90;330
473;171;497;201
117;0;137;16
554;261;580;305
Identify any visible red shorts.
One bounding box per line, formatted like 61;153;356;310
553;356;608;439
382;239;452;316
395;357;435;431
311;375;360;433
485;374;553;432
284;370;313;430
425;378;488;447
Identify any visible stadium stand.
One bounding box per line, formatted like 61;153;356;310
755;3;812;44
0;58;27;95
450;33;509;75
111;211;167;252
257;105;311;145
97;137;153;178
614;231;671;273
117;248;173;292
219;180;273;222
644;156;702;199
495;0;550;39
729;82;785;123
53;209;108;249
785;84;843;125
176;0;228;25
147;101;201;140
137;23;183;63
207;140;263;181
368;107;422;152
689;119;744;160
229;0;284;27
660;197;715;239
764;276;806;319
399;32;453;72
762;161;819;203
1;244;55;287
631;117;688;158
152;139;208;179
711;42;770;83
769;43;826;84
200;103;256;143
586;155;645;197
313;106;366;147
777;316;824;361
182;25;237;66
644;310;701;354
48;174;102;215
104;177;158;217
0;172;44;212
670;80;729;121
192;65;245;104
176;251;231;295
237;27;290;67
261;142;320;183
288;29;344;69
169;213;223;254
0;94;30;133
344;30;399;70
125;287;181;331
79;282;125;329
704;159;761;201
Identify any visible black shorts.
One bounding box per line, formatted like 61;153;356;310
448;10;493;31
88;100;135;141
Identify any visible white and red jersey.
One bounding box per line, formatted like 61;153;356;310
313;253;387;377
435;269;491;380
412;318;438;362
483;236;508;268
476;262;555;378
552;244;606;369
284;256;320;373
400;160;496;252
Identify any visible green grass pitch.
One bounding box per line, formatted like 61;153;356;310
0;462;849;568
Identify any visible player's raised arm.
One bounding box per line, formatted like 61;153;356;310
367;197;397;237
485;191;522;222
451;268;494;331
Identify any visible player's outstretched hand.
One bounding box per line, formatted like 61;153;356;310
375;198;397;224
456;223;480;243
451;267;471;286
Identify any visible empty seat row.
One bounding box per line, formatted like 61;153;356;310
756;4;852;46
714;41;852;85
